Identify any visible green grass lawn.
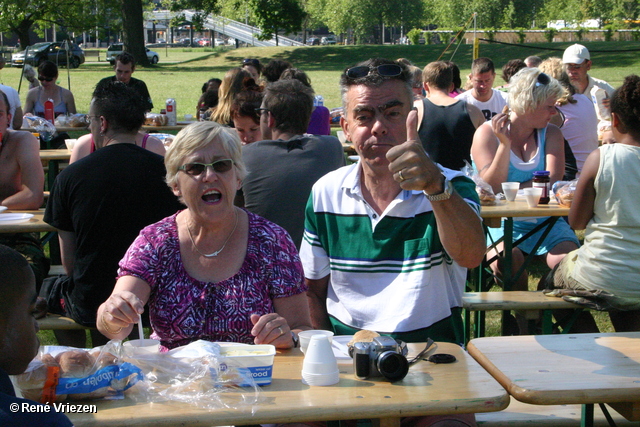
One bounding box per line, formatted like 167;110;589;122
3;41;640;117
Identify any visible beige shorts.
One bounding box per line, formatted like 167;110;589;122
545;251;640;311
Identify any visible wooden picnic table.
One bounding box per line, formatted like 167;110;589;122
66;341;509;427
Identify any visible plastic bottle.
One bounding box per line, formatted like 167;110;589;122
44;99;55;124
166;98;177;126
314;95;324;107
532;171;551;204
590;87;611;121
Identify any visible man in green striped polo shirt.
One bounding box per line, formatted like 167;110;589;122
300;58;486;346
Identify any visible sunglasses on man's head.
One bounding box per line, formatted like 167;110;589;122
345;64;403;80
243;58;260;67
38;76;54;82
178;159;234;176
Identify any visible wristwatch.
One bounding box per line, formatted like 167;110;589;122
291;331;300;348
424;175;454;202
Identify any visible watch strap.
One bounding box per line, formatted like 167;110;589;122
424;176;453;201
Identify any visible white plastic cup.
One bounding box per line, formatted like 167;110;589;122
298;330;334;354
123;339;161;355
301;335;339;386
524;187;543;208
64;139;77;151
184;114;193;121
501;182;520;202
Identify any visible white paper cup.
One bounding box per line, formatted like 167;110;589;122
184;114;193;121
64;139;77;151
524;187;543;208
501;182;520;202
301;335;339;386
123;339;161;354
299;330;334;354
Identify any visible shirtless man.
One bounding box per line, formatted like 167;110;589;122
0;91;47;290
0;92;44;210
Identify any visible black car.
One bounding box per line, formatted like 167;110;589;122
11;42;85;68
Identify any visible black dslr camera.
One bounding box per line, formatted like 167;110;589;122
350;336;409;382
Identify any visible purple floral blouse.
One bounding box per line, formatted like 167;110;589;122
117;210;306;350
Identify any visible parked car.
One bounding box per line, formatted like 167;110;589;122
198;38;211;46
11;42;85;68
214;38;225;46
106;43;159;65
306;37;320;45
321;35;337;45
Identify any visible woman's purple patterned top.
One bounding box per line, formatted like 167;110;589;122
117;210;306;350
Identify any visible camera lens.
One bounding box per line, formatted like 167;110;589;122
376;351;409;382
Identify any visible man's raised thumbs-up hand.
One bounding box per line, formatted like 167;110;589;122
386;109;444;195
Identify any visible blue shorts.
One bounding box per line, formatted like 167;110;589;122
487;216;579;256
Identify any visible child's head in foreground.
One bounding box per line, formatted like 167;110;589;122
0;244;40;375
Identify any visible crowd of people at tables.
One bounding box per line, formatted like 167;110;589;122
2;44;640;426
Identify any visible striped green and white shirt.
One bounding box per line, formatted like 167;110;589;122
300;163;481;334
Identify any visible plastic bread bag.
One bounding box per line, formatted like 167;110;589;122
13;340;143;404
55;113;89;128
462;161;498;206
144;112;168;126
121;340;260;411
23;115;57;142
552;179;578;207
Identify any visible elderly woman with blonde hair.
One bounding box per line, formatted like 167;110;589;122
97;121;311;350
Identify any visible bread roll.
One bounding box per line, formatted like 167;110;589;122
56;350;94;378
347;330;380;347
16;354;67;403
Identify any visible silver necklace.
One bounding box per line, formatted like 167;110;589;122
187;210;239;258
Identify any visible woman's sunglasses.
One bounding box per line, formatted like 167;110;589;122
38;76;55;82
178;159;234;176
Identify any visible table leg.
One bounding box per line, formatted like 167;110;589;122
581;404;594;427
47;159;60;192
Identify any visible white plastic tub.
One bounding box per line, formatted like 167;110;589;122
219;344;276;386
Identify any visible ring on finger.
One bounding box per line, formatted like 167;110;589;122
277;327;284;336
398;169;405;181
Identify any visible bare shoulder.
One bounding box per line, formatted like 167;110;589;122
545;124;564;144
11;130;39;153
466;103;486;128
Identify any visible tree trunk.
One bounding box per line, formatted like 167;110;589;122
120;0;150;67
15;19;34;49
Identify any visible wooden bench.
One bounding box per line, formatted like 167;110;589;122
83;49;101;61
48;264;65;276
37;313;89;330
463;291;584;339
476;399;638;426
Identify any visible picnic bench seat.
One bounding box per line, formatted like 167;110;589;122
463;291;585;339
37;313;89;330
48;264;65;276
83;50;101;61
476;399;638;426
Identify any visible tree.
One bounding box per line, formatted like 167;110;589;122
121;0;149;67
250;0;306;44
0;0;108;48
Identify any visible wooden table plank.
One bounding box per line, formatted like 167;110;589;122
66;342;509;427
468;332;640;421
0;210;55;233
